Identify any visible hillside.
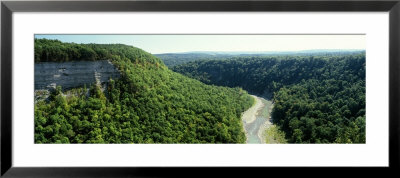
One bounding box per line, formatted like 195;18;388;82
155;53;232;67
172;54;366;143
34;39;254;143
156;50;365;67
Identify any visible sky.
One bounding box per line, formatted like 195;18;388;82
35;34;365;54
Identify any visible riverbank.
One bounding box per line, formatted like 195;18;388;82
241;95;284;144
242;95;265;124
241;95;270;143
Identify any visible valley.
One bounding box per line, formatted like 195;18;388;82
172;52;366;143
34;38;366;144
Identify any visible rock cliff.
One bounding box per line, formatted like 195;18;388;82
35;60;120;91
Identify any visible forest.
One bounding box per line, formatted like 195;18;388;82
35;38;366;144
172;54;366;143
34;39;254;143
156;50;364;67
155;53;229;67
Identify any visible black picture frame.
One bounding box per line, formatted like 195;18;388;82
1;0;399;177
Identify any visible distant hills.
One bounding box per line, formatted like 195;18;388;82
176;49;365;55
155;49;365;67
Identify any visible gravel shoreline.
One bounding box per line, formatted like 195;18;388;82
242;95;273;143
241;94;280;144
241;95;265;124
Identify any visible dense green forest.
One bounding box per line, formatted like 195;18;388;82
155;53;228;67
34;39;254;143
172;54;366;143
156;50;365;67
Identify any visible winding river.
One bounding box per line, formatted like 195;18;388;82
242;95;274;144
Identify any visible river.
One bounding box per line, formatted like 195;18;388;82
242;95;274;144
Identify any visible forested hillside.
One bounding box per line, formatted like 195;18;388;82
155;53;225;67
156;50;364;67
172;54;366;143
34;39;254;143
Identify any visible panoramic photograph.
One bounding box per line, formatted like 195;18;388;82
34;34;366;144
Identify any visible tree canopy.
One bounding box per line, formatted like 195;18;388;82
34;39;254;143
172;54;366;143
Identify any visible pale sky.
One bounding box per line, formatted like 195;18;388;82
35;34;365;54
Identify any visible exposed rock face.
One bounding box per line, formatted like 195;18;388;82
35;60;120;91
